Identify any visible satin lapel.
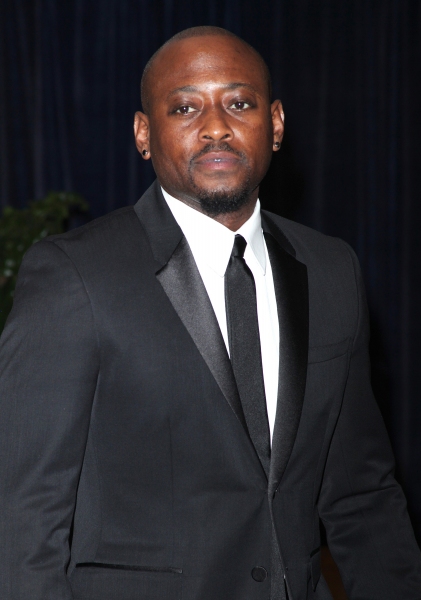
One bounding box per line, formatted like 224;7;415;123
156;237;248;432
262;214;309;496
134;182;248;433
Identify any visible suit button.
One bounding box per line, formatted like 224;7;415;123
251;566;268;582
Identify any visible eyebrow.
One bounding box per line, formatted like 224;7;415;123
167;82;258;98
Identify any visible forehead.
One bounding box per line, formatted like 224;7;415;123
150;36;267;97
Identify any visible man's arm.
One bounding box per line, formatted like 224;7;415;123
0;240;99;600
318;243;421;599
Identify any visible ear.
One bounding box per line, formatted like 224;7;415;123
134;111;151;159
270;100;285;151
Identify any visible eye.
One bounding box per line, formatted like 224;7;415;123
229;101;252;111
175;105;197;115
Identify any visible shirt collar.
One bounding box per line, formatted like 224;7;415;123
161;187;266;277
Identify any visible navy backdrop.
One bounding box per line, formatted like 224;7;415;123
1;0;420;541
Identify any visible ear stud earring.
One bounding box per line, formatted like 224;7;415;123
274;142;280;149
142;149;149;156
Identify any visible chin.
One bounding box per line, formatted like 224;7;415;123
188;171;256;217
195;185;254;217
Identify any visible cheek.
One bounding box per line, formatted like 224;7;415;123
254;120;273;147
150;141;191;187
150;124;191;168
246;132;273;181
252;120;273;143
238;120;272;153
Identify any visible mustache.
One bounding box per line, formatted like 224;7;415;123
190;142;246;162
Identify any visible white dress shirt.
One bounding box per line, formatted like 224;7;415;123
162;188;279;443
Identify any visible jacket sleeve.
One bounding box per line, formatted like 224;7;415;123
0;240;99;600
317;242;421;599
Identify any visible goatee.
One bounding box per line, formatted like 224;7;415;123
188;142;254;216
193;180;253;217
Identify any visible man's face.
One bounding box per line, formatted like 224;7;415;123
135;36;283;215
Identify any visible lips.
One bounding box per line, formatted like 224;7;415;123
194;151;241;170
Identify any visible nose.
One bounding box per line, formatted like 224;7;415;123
199;106;233;142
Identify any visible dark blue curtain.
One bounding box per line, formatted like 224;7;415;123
1;0;420;541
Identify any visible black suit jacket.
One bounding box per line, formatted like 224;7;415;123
0;181;420;600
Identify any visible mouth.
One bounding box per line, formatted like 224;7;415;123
194;151;242;171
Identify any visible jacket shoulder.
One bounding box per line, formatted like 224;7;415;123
47;206;139;246
262;210;357;270
28;205;152;280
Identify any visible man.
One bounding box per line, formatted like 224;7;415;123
0;25;420;600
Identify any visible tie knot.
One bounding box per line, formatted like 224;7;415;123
232;234;247;258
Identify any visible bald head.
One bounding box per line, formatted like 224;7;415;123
140;26;272;114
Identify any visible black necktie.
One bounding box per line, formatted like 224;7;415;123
225;235;285;600
225;234;271;472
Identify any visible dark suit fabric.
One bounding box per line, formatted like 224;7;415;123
0;181;420;600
